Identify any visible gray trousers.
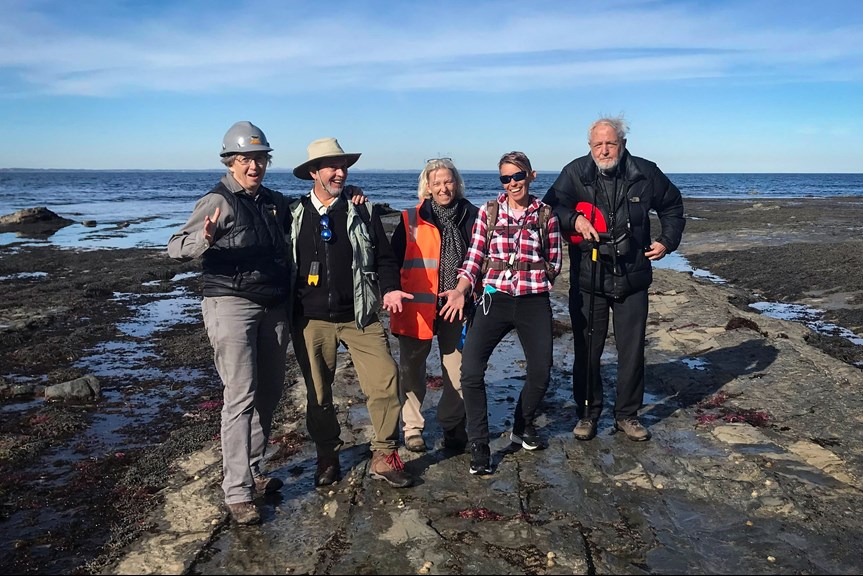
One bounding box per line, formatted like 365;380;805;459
202;296;288;505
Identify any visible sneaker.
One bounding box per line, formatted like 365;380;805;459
573;418;598;441
442;424;468;452
254;475;284;494
314;456;341;487
614;418;651;442
227;501;261;525
510;429;546;451
370;450;414;488
469;441;492;475
405;434;427;453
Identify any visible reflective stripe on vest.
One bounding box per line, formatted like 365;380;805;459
390;205;440;340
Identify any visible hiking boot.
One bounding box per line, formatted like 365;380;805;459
510;426;546;450
405;434;427;453
469;441;492;475
227;501;261;525
314;456;341;487
614;418;651;442
573;418;598;441
370;450;414;488
442;424;468;452
254;475;284;494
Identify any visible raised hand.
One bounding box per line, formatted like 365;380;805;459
203;206;221;245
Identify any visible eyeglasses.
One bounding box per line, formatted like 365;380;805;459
499;171;527;185
235;154;270;166
425;157;452;163
319;214;333;242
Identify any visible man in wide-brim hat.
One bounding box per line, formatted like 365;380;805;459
288;137;416;490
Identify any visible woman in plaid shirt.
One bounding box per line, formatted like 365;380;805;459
439;151;562;475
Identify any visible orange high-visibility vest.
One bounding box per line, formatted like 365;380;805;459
390;205;440;340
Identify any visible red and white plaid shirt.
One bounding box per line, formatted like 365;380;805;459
457;193;562;296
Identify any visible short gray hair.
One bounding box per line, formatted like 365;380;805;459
588;116;629;143
417;158;465;200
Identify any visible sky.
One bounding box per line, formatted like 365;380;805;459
1;0;862;173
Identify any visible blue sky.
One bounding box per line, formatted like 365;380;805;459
1;0;862;172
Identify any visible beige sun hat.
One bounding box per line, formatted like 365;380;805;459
293;137;361;180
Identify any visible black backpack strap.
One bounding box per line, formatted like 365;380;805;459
481;200;499;274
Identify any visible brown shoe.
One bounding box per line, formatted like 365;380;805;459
254;475;284;494
405;434;427;453
573;418;598;441
315;456;341;487
614;418;651;441
370;450;413;488
227;501;261;525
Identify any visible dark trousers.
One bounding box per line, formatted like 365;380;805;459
461;291;553;444
570;287;648;421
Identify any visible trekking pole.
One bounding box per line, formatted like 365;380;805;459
585;238;599;421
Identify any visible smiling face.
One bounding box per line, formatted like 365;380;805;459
499;162;534;208
311;157;350;198
589;123;625;172
427;168;457;207
227;153;269;192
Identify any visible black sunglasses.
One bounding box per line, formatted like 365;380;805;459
320;214;333;242
499;171;527;185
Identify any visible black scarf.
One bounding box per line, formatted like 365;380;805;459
430;200;465;296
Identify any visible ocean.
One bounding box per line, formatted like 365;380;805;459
1;170;862;249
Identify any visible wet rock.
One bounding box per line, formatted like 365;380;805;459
44;374;101;401
0;206;75;236
82;220;98;228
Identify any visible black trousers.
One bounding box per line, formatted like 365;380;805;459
569;287;648;421
461;291;553;445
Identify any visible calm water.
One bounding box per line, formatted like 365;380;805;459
1;170;861;249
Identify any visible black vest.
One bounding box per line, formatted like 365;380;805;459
202;183;289;306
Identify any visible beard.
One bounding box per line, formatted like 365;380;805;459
593;155;620;173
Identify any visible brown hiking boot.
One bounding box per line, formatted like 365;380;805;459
405;434;427;453
254;475;284;494
573;418;598;441
614;418;651;441
370;450;413;488
227;501;261;525
315;456;341;487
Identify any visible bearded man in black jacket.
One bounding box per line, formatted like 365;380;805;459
543;116;685;443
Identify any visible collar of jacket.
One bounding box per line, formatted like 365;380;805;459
576;150;644;186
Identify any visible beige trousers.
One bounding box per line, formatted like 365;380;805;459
398;316;465;438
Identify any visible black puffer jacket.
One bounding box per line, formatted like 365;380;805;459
543;151;685;298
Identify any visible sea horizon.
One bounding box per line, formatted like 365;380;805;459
2;171;862;250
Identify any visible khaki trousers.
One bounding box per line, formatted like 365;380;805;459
292;317;400;455
398;316;465;438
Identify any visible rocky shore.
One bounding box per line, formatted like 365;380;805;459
1;197;862;574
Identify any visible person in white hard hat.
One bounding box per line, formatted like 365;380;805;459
167;121;292;525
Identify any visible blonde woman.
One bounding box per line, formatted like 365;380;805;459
390;158;479;453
